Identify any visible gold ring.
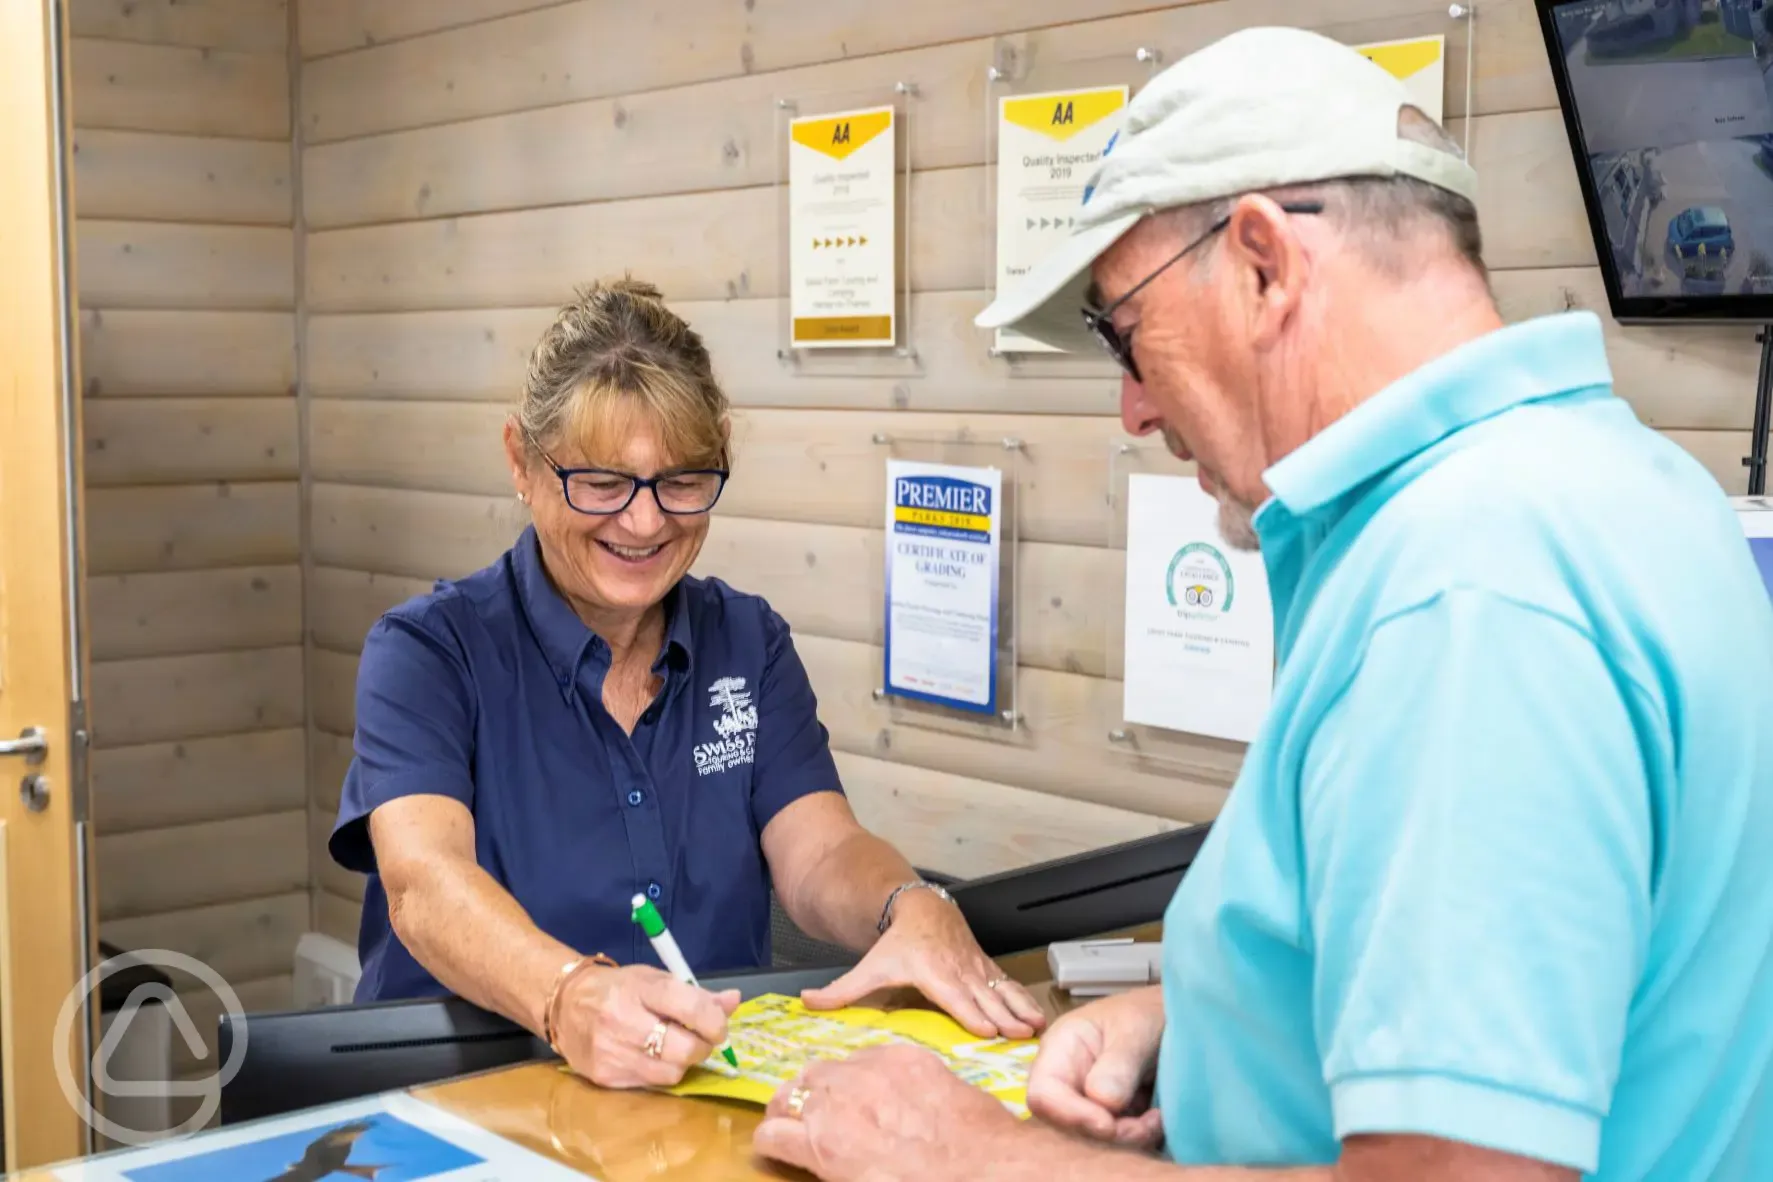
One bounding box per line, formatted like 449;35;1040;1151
786;1085;811;1118
642;1021;668;1060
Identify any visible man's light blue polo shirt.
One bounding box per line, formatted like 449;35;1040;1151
1155;312;1773;1179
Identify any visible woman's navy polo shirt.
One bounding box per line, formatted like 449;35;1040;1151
329;525;845;1002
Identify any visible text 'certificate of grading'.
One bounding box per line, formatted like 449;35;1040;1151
789;105;897;348
883;460;1003;714
995;85;1128;353
1122;474;1274;742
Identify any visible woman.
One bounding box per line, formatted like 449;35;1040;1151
329;278;1046;1091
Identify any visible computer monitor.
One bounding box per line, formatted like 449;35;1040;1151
949;824;1211;957
1535;0;1773;322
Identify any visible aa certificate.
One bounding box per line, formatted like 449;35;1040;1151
883;460;1003;713
1353;35;1446;124
994;85;1129;353
788;105;897;348
1122;474;1274;742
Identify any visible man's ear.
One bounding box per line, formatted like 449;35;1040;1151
1225;196;1308;348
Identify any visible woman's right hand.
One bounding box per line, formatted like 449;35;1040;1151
1025;985;1168;1150
551;963;740;1090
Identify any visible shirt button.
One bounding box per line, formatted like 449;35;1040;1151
627;789;644;807
642;708;659;725
647;882;662;900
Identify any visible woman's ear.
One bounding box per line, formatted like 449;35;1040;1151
502;417;532;499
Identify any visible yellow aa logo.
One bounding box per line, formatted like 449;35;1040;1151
791;109;893;161
1356;36;1443;83
1002;88;1126;143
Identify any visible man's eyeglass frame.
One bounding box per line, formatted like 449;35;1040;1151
1080;200;1326;383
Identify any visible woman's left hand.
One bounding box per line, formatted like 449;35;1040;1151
799;889;1048;1039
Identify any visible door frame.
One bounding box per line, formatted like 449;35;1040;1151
0;0;98;1168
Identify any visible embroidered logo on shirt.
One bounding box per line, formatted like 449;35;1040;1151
694;676;759;776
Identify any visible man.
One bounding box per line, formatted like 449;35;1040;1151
750;25;1773;1182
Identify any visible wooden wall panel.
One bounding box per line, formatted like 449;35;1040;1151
297;0;565;59
74;130;293;226
86;482;301;575
90;648;306;749
85;398;299;485
310;647;362;738
836;752;1183;880
80;310;295;398
78;221;295;311
88;566;303;660
73;1;308;966
298;0;1557;144
301;1;1557;230
309;729;356;814
71;39;291;140
99;893;310;987
71;0;290;52
97;811;310;920
92;730;307;834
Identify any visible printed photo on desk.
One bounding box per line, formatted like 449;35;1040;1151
50;1094;589;1182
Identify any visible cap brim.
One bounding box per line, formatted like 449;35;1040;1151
974;211;1142;354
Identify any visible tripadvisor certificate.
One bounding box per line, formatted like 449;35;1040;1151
882;460;1003;714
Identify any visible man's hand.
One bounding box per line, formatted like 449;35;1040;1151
752;1044;1022;1181
1026;986;1167;1150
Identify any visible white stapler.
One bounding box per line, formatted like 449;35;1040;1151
1046;938;1163;996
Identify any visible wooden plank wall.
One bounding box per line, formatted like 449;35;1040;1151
295;0;1765;944
70;0;302;1094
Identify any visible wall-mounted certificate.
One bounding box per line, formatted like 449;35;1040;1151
994;85;1129;353
1122;474;1274;743
1353;34;1446;124
883;460;1003;714
788;105;897;349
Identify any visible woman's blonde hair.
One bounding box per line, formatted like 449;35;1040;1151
518;277;730;472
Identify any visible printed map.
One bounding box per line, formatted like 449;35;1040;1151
660;993;1041;1116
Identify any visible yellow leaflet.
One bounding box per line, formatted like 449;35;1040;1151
1001;88;1127;143
657;994;1039;1117
1355;36;1444;83
791;109;893;161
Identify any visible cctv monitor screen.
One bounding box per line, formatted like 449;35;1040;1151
1537;0;1773;321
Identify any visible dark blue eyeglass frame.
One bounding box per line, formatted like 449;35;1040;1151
537;448;731;517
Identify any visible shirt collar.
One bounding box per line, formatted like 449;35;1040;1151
512;525;694;685
1258;312;1614;521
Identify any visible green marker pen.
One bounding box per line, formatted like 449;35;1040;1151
631;894;739;1069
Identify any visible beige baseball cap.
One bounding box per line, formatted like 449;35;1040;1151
975;25;1479;353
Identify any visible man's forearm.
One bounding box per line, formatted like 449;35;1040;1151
387;859;583;1037
972;1124;1330;1182
788;829;921;950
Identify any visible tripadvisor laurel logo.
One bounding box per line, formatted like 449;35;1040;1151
1166;542;1235;614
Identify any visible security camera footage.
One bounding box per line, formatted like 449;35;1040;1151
1550;0;1773;302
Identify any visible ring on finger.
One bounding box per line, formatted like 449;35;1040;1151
984;976;1010;991
786;1084;812;1118
642;1020;669;1060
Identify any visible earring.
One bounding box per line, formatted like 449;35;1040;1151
516;492;528;505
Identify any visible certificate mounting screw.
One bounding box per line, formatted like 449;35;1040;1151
1001;711;1019;726
1135;47;1161;64
1448;3;1470;18
987;67;1004;82
1108;729;1130;743
872;688;887;701
1002;437;1024;451
895;81;919;97
872;432;891;445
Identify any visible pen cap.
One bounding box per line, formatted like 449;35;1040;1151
630;894;666;938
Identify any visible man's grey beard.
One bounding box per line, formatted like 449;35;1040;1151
1216;493;1260;552
1158;426;1259;550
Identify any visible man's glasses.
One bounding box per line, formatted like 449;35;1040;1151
536;448;729;516
1080;201;1326;382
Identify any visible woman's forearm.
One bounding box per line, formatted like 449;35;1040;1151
789;828;925;951
385;856;583;1037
